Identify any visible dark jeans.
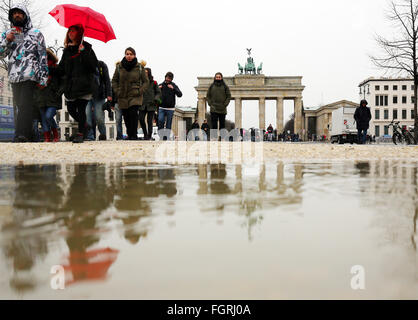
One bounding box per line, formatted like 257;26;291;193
357;129;368;144
158;108;174;130
122;105;139;139
67;99;89;136
39;107;58;132
210;112;226;130
139;109;155;139
12;81;36;140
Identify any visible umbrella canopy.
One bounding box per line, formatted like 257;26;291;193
49;4;116;43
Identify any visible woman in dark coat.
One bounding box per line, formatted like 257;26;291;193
139;67;161;140
206;72;231;132
112;47;149;140
58;24;98;143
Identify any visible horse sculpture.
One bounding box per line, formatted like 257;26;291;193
257;62;263;74
245;56;256;74
238;63;244;74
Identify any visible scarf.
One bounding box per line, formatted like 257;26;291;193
121;57;138;72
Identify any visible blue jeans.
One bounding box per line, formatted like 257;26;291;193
115;104;123;139
158;109;174;130
86;98;106;140
358;129;367;144
39;107;58;132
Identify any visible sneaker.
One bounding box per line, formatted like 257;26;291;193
72;134;84;144
99;134;107;141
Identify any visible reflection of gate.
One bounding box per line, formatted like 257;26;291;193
195;75;304;134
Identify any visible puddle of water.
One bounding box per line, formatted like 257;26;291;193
0;161;417;299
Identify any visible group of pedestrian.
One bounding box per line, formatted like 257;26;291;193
1;4;373;144
0;4;183;143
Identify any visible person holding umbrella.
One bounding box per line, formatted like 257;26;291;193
112;47;149;140
58;24;98;143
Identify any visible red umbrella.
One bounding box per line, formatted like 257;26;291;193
49;4;116;43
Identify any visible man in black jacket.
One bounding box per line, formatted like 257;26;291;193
354;99;372;144
158;72;182;137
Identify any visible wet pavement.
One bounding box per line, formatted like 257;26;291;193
0;161;417;299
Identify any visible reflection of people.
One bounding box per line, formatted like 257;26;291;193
354;100;371;145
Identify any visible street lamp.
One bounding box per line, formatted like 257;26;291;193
359;84;370;100
48;39;64;58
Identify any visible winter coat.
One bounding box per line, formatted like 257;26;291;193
58;41;98;100
159;81;182;109
112;61;149;109
206;81;231;115
354;105;372;130
34;65;63;109
0;4;48;85
93;60;112;100
140;80;161;112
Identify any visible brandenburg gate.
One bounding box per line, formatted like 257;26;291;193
194;50;305;133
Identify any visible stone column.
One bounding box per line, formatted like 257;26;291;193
305;116;309;141
294;97;303;135
235;97;242;129
276;97;284;133
259;97;266;130
197;97;206;124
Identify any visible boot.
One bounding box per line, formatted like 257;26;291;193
43;131;51;142
52;128;60;142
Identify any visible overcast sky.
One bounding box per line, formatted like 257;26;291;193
33;0;395;128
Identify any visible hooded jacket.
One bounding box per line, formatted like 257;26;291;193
354;100;372;130
0;4;48;85
206;80;231;115
112;60;149;109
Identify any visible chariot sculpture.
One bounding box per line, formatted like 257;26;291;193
238;48;263;75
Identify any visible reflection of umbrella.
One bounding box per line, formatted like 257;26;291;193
49;4;116;43
63;247;119;286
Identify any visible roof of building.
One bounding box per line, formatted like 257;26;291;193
304;100;358;114
359;77;413;87
175;106;196;113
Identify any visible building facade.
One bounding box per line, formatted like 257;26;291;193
0;68;14;107
358;77;416;137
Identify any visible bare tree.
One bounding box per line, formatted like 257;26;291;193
0;0;44;71
371;0;418;141
284;113;295;134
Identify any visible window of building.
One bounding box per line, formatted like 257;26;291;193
393;109;398;120
412;96;415;103
402;85;407;90
375;85;380;91
412;85;415;91
412;109;415;119
375;95;379;106
393;96;398;104
375;95;388;106
393;85;398;91
8;97;12;106
384;109;389;120
402;109;407;119
402;96;407;104
65;112;69;121
375;109;380;120
384;85;389;91
384;125;389;136
375;125;380;137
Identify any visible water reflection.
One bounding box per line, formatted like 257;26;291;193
0;160;417;298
